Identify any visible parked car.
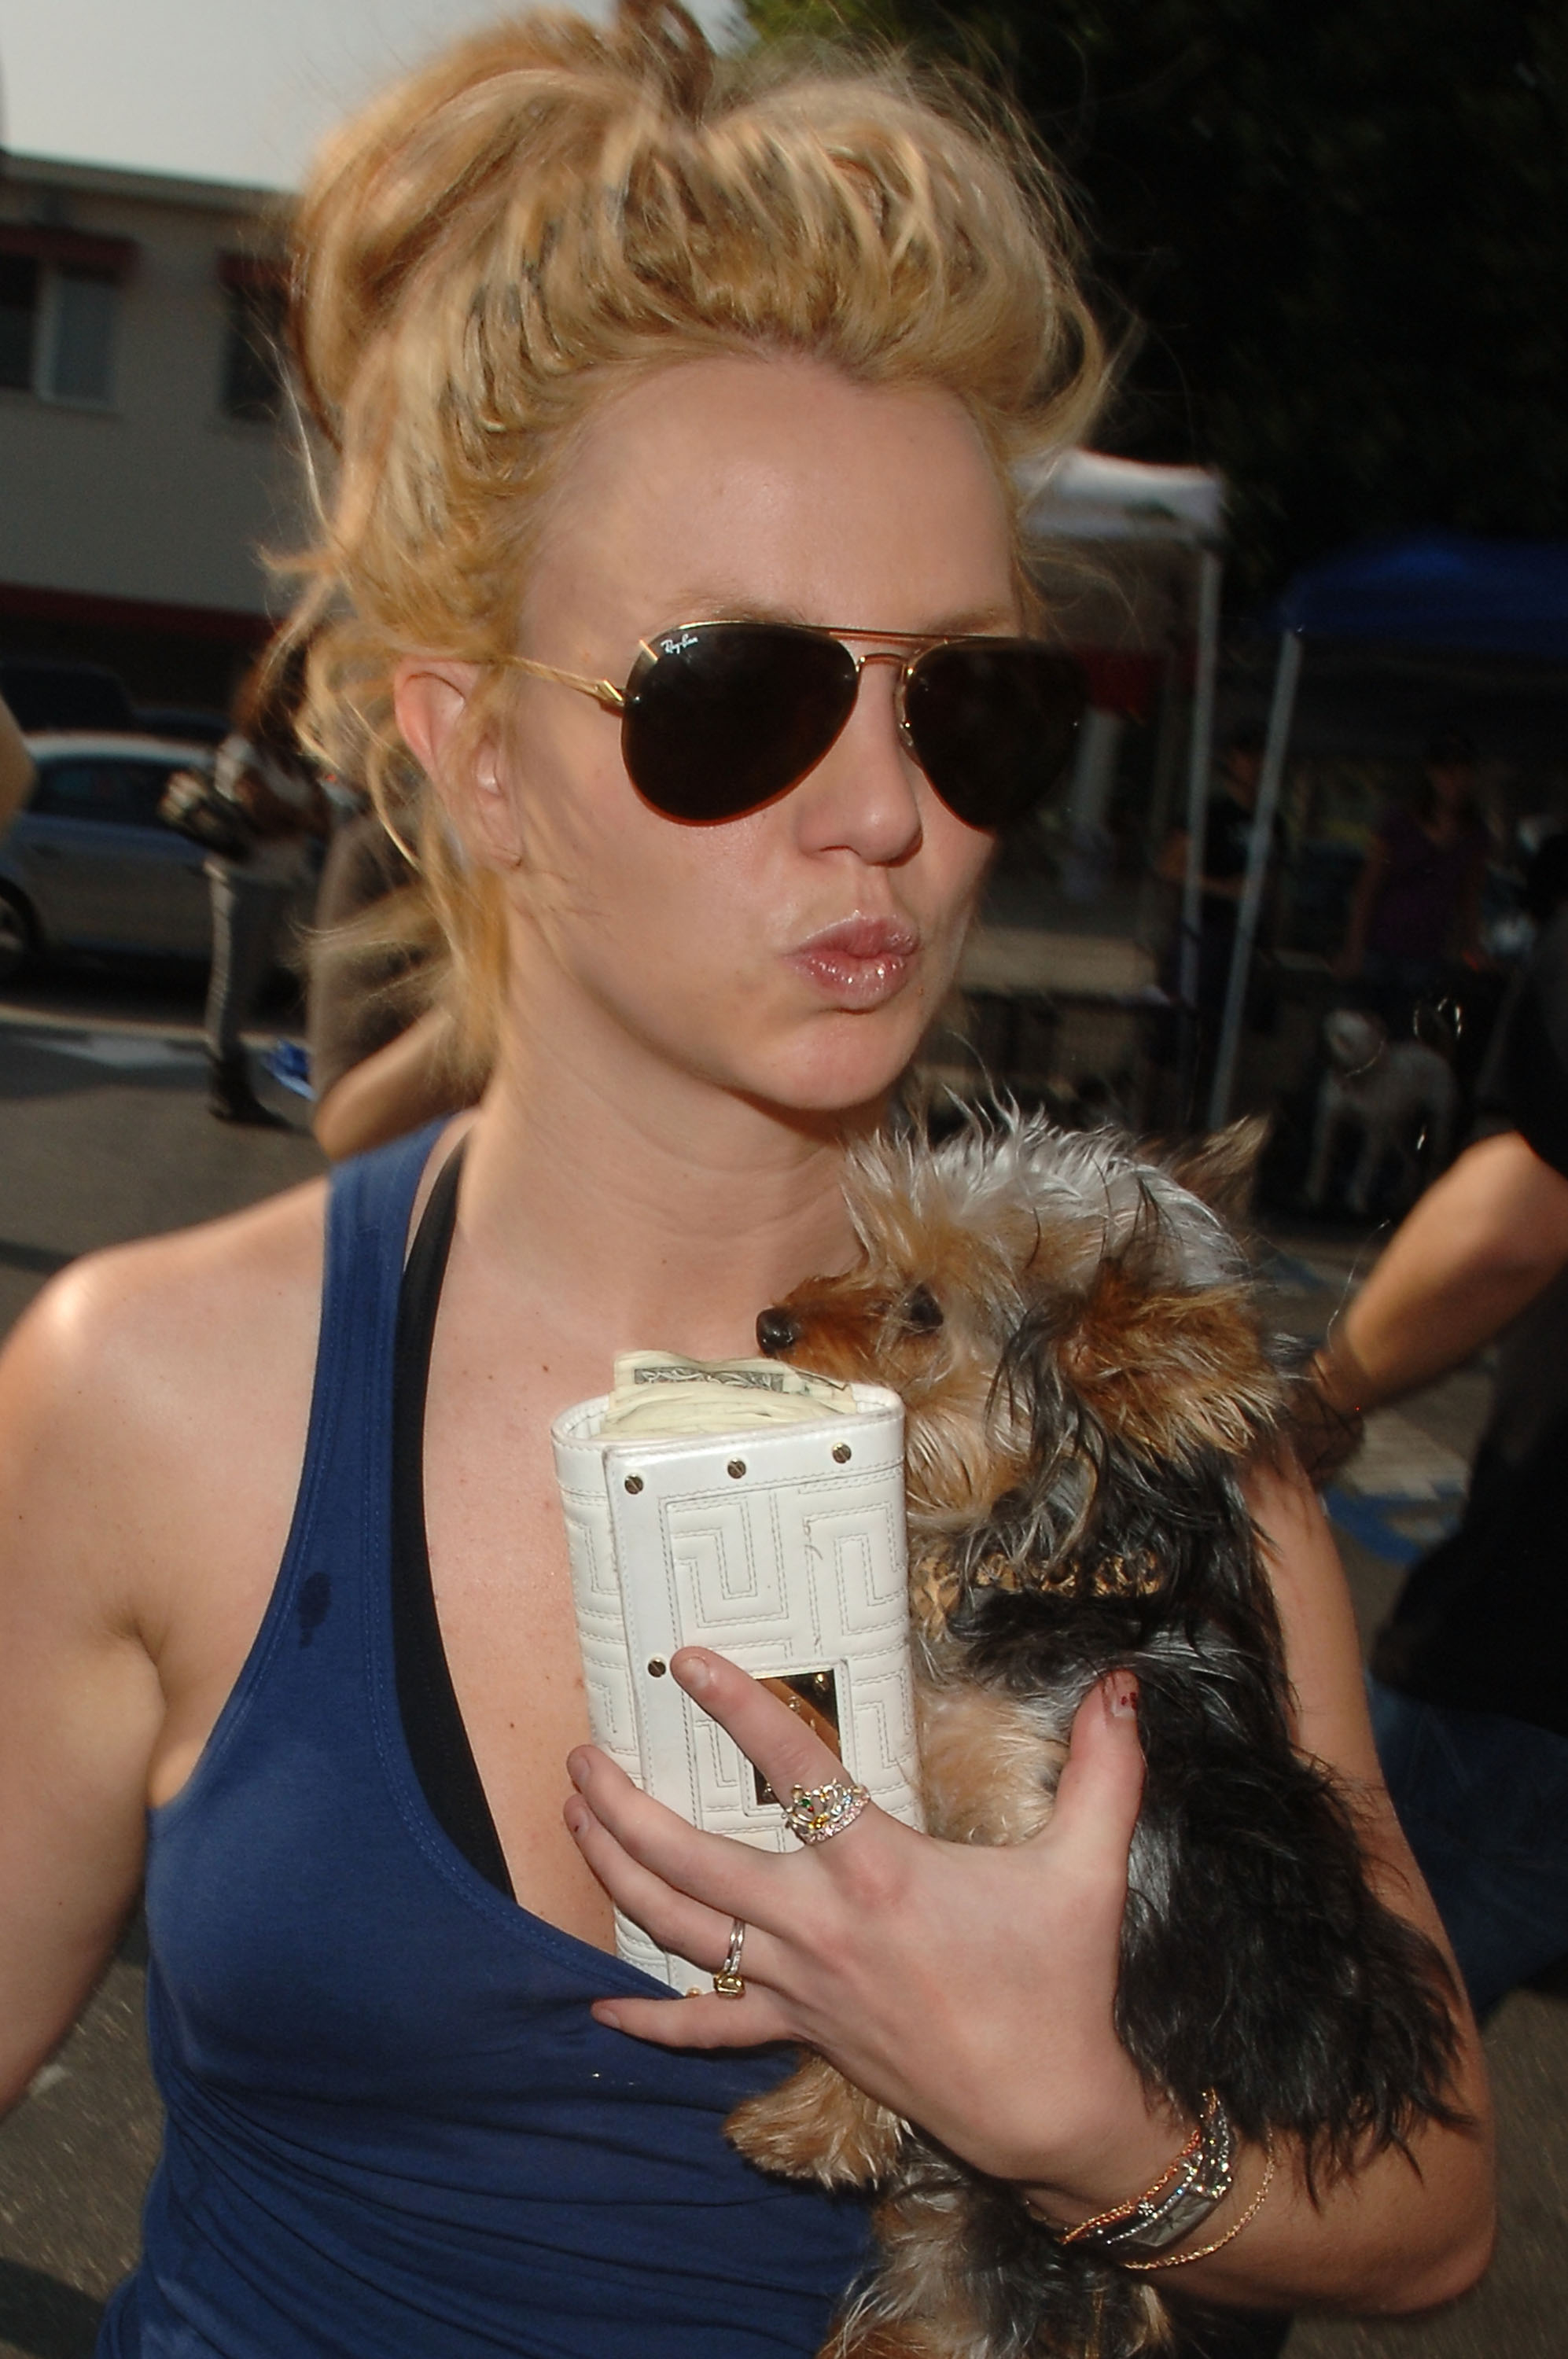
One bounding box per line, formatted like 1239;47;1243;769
0;660;137;733
0;732;221;980
131;705;232;748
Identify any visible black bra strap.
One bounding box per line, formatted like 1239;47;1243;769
391;1138;514;1898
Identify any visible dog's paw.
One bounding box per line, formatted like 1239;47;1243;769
726;2051;906;2187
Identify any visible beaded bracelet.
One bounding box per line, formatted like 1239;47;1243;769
1055;2107;1208;2247
1093;2092;1235;2260
1033;2090;1238;2263
1122;2137;1276;2273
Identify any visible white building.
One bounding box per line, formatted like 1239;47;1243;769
0;148;300;713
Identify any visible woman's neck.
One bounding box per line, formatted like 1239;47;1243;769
453;1003;870;1365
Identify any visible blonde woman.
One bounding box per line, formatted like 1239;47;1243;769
0;8;1489;2354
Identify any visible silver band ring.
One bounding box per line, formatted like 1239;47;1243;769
783;1779;870;1846
713;1918;746;1997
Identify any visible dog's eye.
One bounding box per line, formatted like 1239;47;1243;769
902;1285;944;1335
756;1307;800;1356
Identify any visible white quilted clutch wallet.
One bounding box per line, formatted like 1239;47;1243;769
550;1381;922;1989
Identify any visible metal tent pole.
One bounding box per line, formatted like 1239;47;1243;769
1207;627;1303;1129
1176;549;1224;1111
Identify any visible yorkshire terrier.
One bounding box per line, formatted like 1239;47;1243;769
726;1110;1463;2359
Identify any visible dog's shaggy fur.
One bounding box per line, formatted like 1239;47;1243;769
730;1110;1464;2359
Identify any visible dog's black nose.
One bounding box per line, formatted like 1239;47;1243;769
903;1284;944;1334
756;1307;800;1356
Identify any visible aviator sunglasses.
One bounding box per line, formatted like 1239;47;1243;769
510;620;1087;830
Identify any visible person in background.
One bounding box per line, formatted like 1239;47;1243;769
1519;824;1568;937
1302;874;1568;2019
1154;726;1275;1102
307;807;476;1159
204;646;329;1125
0;694;35;838
1336;731;1490;1031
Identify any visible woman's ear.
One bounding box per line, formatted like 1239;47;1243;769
393;658;521;869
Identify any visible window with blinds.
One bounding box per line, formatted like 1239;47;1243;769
0;252;118;404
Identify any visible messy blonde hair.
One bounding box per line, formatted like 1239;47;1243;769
287;0;1105;1076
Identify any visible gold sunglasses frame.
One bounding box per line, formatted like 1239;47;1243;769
507;620;1041;728
504;620;1084;823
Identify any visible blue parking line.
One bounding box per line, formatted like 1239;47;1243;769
1262;1249;1332;1293
1325;1486;1463;1569
263;1040;315;1099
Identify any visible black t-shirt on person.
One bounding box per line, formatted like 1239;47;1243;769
1197;792;1257;941
1371;906;1568;1741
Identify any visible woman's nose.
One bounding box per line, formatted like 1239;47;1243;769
793;660;924;864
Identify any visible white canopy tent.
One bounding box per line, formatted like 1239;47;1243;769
1013;449;1227;1110
1016;448;1225;545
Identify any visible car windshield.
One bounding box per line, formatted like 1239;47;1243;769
31;759;186;828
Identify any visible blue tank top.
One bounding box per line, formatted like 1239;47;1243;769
99;1125;872;2358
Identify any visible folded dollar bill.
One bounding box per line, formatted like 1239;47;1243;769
600;1348;854;1437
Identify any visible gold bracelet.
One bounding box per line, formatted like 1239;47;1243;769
1122;2137;1276;2273
1310;1350;1364;1420
1314;1321;1376;1419
1055;2104;1208;2245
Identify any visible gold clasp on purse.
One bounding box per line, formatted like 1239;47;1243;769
754;1669;841;1804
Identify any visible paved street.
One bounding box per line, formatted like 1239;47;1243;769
0;976;1562;2358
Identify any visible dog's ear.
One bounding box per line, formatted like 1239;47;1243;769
1057;1257;1282;1462
1164;1117;1268;1223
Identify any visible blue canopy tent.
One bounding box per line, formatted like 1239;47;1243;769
1210;533;1568;1123
1276;533;1568;662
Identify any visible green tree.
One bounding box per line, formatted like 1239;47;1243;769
746;0;1568;596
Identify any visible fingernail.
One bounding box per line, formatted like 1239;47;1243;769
1105;1672;1139;1718
677;1651;713;1695
594;2005;624;2033
564;1798;589;1836
567;1750;590;1789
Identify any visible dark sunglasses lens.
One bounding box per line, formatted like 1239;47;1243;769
622;624;859;822
904;642;1086;829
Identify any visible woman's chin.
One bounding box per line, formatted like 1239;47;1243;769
738;1018;928;1121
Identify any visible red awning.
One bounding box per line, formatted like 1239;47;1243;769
1072;646;1168;722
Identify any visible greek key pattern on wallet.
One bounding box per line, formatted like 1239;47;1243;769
551;1386;921;1988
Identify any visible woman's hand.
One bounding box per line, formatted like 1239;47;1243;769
564;1650;1191;2212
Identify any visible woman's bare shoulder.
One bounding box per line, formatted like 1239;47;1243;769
7;1176;328;1396
0;1180;330;1621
